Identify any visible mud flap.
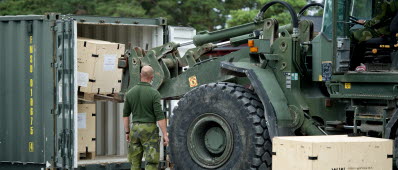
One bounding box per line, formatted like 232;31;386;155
221;61;294;138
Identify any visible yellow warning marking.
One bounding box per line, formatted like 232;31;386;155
29;45;33;53
318;75;323;81
29;36;33;44
345;83;351;89
30;98;34;106
30;55;33;63
30;127;34;135
30;108;34;115
29;142;34;152
30;65;33;73
30;89;33;96
30;117;33;125
189;76;198;88
30;79;33;87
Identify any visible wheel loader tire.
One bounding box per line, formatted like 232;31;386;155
394;131;398;169
169;82;272;170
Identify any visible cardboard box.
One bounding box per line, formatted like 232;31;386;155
78;104;96;153
77;38;125;94
272;135;393;170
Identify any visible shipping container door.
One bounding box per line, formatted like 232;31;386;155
0;14;76;169
54;17;77;169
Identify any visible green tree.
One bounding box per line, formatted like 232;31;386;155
227;0;307;27
0;0;320;31
94;0;146;17
0;0;146;17
0;0;56;15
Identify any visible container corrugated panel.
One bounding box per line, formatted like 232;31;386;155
0;14;76;169
77;24;164;50
95;101;126;156
168;26;196;57
74;16;165;50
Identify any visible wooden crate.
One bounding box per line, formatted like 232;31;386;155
272;135;393;170
77;38;125;95
78;104;96;154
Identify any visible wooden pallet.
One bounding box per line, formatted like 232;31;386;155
78;91;123;103
78;151;96;160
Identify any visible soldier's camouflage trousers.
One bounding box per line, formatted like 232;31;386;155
128;123;160;170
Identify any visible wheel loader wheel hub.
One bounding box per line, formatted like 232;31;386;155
204;127;226;154
187;113;233;168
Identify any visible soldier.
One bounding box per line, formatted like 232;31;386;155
123;65;169;170
351;0;398;42
350;0;398;70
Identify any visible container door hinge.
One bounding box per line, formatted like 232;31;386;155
52;62;59;68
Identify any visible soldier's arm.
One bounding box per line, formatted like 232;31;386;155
153;92;168;145
123;96;132;135
158;119;169;146
365;2;389;27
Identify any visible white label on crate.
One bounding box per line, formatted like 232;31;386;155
78;113;86;129
77;72;89;87
103;54;117;71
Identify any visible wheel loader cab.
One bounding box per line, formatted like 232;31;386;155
313;0;398;77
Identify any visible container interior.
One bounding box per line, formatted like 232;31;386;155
76;22;164;165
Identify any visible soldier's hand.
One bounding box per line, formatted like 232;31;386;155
357;20;366;24
126;134;130;142
163;135;169;146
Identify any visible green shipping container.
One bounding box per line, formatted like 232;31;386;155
0;14;167;169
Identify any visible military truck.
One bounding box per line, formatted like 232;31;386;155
120;0;398;169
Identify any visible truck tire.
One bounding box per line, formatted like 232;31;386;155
169;82;272;170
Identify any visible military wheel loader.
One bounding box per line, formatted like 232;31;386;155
119;0;398;169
